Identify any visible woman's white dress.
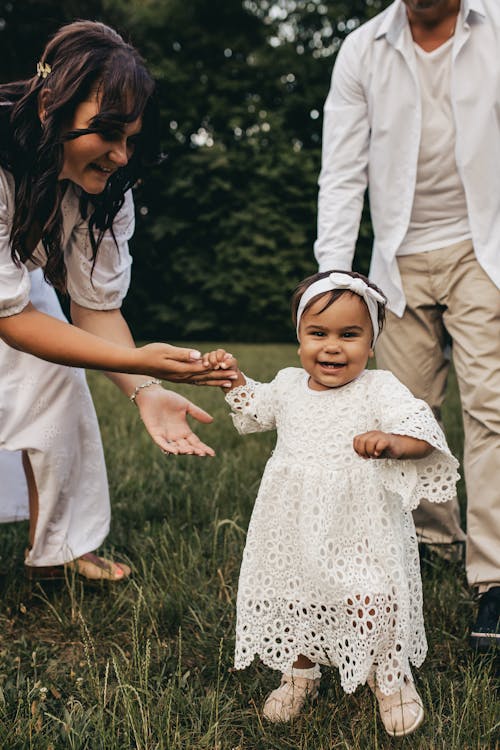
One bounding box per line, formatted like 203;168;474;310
0;167;134;567
226;368;459;695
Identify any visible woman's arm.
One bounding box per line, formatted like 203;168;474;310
0;303;236;456
70;303;238;395
70;304;233;456
0;303;236;385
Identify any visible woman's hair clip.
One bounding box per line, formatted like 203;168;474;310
36;62;52;79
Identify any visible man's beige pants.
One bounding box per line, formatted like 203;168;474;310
375;240;500;591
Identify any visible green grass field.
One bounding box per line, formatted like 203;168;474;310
0;344;498;749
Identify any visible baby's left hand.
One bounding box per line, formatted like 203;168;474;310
201;348;238;371
353;431;408;459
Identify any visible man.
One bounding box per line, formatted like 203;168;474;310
314;0;499;651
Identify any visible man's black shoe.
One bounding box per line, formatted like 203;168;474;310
470;586;500;653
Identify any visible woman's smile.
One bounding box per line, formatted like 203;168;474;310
90;162;115;174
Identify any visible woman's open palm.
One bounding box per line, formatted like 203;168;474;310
136;387;215;456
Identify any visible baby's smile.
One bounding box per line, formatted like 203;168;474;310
318;361;346;368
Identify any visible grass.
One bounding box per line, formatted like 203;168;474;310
0;343;498;749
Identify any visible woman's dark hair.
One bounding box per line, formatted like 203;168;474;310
0;20;159;291
291;270;387;341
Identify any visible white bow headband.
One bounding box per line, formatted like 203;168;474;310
296;272;386;343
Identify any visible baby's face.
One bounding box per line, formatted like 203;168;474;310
297;292;374;391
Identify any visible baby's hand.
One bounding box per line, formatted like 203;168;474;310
201;348;245;390
201;349;246;393
353;431;432;460
201;348;238;371
353;431;405;459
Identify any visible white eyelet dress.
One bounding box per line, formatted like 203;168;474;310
226;367;459;696
0;167;134;567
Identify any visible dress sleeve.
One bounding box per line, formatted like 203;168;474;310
376;372;460;511
65;189;134;310
0;168;30;318
224;375;277;434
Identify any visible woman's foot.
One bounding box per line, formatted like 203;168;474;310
263;674;320;722
25;551;131;581
67;552;131;581
368;675;424;737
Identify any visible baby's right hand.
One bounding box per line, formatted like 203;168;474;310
201;348;238;370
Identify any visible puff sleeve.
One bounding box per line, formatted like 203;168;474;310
0;168;30;318
65;189;134;310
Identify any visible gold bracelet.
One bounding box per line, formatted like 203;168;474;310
129;378;162;405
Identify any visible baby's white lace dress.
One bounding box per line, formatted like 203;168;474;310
225;368;459;695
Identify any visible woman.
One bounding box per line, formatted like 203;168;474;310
0;21;235;580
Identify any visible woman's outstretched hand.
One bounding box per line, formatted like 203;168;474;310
137;343;238;386
134;385;216;456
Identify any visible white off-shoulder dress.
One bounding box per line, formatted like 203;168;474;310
0;166;134;567
226;367;459;695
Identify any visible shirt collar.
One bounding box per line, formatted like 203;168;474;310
462;0;486;19
375;0;486;45
375;1;407;43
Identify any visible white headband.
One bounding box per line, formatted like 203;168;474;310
296;272;386;343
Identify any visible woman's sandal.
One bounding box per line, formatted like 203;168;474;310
25;551;131;582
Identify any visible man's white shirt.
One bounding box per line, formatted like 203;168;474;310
314;0;500;315
397;38;471;255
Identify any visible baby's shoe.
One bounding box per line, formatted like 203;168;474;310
368;674;424;737
263;670;320;722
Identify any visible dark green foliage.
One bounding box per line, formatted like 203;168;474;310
0;0;107;80
0;1;393;340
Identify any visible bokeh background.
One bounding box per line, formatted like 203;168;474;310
0;0;386;341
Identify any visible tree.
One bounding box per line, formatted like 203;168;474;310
0;0;107;81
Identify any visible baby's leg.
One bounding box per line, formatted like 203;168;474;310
262;656;321;723
344;592;424;738
291;654;315;669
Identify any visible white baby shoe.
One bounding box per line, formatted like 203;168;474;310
263;673;320;722
368;675;424;736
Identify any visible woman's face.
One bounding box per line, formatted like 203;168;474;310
58;96;142;194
